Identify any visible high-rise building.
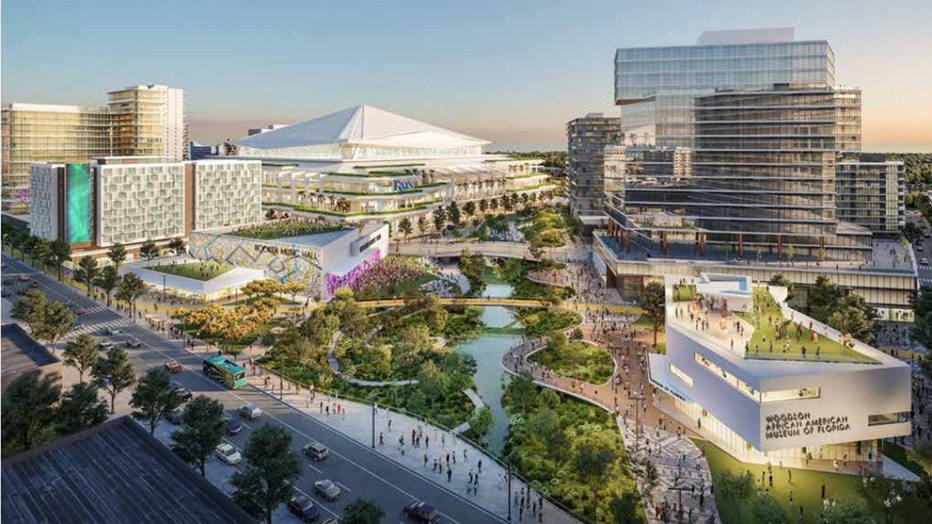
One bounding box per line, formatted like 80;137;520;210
1;104;111;214
566;113;622;229
836;157;905;236
29;157;261;258
107;85;186;161
2;85;186;215
593;29;914;319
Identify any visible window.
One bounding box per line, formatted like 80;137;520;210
868;412;909;426
669;363;693;387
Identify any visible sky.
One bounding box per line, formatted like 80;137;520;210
3;0;932;152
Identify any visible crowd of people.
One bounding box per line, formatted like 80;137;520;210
347;255;429;297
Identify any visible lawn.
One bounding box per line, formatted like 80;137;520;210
883;441;927;477
148;261;233;281
528;339;614;384
695;439;926;524
672;283;696;302
738;287;877;364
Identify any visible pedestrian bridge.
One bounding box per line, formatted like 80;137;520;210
357;296;642;315
391;240;588;262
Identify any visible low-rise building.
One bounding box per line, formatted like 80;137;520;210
648;274;911;468
1;323;62;393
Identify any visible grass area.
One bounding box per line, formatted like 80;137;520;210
695;439;925;524
517;309;581;336
528;339;614;383
480;264;508;284
738;287;877;364
148;261;233;281
227;221;344;240
883;441;927;477
672;283;696;302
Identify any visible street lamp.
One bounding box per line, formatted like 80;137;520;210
371;403;377;448
627;393;645;452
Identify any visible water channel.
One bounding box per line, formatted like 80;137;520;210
452;282;521;456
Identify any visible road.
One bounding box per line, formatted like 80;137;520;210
905;210;932;288
1;252;502;524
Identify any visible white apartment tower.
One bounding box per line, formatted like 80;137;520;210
107;85;186;161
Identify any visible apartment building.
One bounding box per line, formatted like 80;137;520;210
566;113;623;229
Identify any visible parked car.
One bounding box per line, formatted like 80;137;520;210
164;360;182;373
102;328;122;336
29;281;39;288
238;402;262;420
74;308;86;315
1;289;11;298
303;440;330;461
98;341;116;352
126;338;142;349
313;479;341;501
403;501;440;523
214;443;242;465
288;495;320;523
170;380;192;401
18;275;30;282
222;414;244;436
922;257;930;266
168;407;184;425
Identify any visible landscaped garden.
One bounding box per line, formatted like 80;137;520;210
695;439;926;524
497;258;574;301
148;260;233;281
503;372;644;523
227;219;343;239
527;332;614;383
517;308;581;336
737;287;877;364
519;205;573;247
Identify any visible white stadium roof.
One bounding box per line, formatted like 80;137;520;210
234;105;489;150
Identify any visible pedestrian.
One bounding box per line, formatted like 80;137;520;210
426;435;429;448
379;432;384;446
424;454;428;467
821;483;825;499
447;468;452;482
478;459;482;473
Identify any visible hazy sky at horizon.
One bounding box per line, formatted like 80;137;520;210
3;0;931;151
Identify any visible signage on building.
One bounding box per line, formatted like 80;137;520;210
254;243;320;263
764;411;851;441
393;180;414;192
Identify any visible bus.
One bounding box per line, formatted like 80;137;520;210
202;355;247;389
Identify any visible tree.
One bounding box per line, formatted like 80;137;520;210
398;217;413;241
11;289;48;333
808;276;843;322
21;235;38;266
31;301;75;353
828;302;875;343
107;243;127;272
527;407;568;459
822;495;874;524
63;334;99;383
1;374;60;453
92;347;137;414
417;360;446;408
231;424;302;524
908;440;932;475
768;273;794;300
447;201;461;226
171;395;226;476
167;237;186;256
432;206;447;233
914;286;932;350
132;368;183;435
463;201;477;220
507;371;537;414
641;281;665;347
116;273;147;318
343;498;386;524
572;432;618;485
139;239;160;261
417;216;429;236
74;255;100;298
58;382;109;434
50;239;71;281
609;492;639;524
34;239;53;272
749;493;787;524
95;265;120;306
479;198;489;215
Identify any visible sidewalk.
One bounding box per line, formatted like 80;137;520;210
247;368;581;524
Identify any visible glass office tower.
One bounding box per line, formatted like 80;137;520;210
606;31;869;262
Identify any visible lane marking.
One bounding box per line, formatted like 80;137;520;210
307;463;323;474
335;481;352;493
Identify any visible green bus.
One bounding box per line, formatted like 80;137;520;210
202;355;247;389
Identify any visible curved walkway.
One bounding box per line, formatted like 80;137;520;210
393;239;589;263
502;330;720;524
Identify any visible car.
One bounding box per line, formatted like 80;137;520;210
313;479;341;501
287;495;320;523
171;380;192;401
18;275;29;282
238;403;262;420
222;414;244;436
164;359;182;373
98;341;116;351
1;289;10;298
30;281;39;288
918;245;925;252
126;338;142;349
922;258;930;266
403;500;440;523
214;443;242;465
168;407;184;425
74;308;86;315
303;440;330;461
102;328;121;336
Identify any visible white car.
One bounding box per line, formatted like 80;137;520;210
214;443;242;465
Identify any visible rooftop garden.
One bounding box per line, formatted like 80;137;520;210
737;287;877;364
672;283;697;302
227;220;344;240
148;261;233;281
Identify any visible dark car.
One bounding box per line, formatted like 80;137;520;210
171;380;192;401
287;495;320;522
126;338;142;349
403;501;440;523
1;289;11;298
30;280;39;288
223;414;244;436
168;407;184;425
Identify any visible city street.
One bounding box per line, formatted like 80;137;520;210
1;253;504;524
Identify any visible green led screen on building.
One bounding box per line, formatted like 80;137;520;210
66;163;91;244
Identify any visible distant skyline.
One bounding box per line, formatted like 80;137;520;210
3;0;931;152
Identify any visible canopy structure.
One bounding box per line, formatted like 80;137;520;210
234;105;489;161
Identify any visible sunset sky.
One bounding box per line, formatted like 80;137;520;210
3;0;931;151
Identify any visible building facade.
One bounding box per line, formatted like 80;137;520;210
29;157;261;256
649;274;910;468
107;85;186;161
1;104;111;214
836;158;905;236
566;113;622;229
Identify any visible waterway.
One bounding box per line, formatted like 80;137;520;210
453;282;521;456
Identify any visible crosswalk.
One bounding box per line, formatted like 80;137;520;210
68;316;132;339
920;277;932;288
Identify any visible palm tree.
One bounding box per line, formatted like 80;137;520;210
167;237;186;256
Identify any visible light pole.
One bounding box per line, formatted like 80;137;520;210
371;403;377;448
507;463;512;521
628;393;645;451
